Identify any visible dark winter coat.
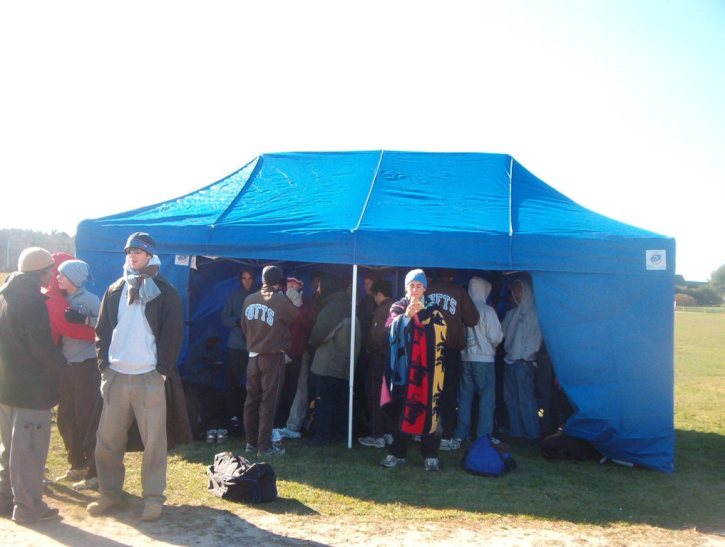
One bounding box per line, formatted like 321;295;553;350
0;272;67;409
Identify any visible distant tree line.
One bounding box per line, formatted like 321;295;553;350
675;264;725;306
0;228;75;272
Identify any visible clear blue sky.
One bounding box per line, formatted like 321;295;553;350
1;1;723;281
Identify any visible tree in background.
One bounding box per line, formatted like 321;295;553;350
710;264;725;297
1;229;74;272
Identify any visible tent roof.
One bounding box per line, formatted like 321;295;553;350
78;151;674;274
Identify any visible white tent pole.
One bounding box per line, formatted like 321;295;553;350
348;264;359;449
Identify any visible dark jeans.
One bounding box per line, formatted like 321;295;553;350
226;348;249;423
364;352;388;438
312;374;348;444
438;347;462;439
384;397;440;459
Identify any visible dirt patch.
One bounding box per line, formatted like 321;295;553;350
1;500;723;546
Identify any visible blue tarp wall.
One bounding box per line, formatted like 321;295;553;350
76;151;676;472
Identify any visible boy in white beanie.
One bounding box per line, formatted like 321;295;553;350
55;260;101;487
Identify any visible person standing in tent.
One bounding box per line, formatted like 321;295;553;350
308;274;362;446
501;277;543;443
87;232;184;522
241;265;298;457
0;247;67;524
453;276;503;445
358;279;394;448
426;269;479;451
381;269;447;472
221;267;256;438
54;260;102;486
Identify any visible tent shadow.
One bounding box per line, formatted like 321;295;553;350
22;503;325;547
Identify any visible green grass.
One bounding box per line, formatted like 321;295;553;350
45;311;725;534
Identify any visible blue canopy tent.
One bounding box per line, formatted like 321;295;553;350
76;151;675;472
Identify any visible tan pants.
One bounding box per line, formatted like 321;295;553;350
95;369;167;504
0;405;52;520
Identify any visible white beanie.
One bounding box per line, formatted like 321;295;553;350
58;259;90;288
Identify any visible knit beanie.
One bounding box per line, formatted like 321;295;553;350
18;247;55;273
124;232;156;256
404;268;427;289
262;265;283;286
58;259;90;288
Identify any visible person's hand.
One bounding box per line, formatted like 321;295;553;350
405;298;423;318
64;307;87;324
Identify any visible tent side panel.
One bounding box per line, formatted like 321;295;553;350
532;271;675;472
513;235;676;275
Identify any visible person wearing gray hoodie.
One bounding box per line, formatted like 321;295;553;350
452;277;503;446
501;278;543;441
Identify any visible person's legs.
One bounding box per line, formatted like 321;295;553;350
57;363;85;469
95;370;135;501
439;347;462;439
454;361;476;441
420;432;441;459
256;354;285;453
515;361;541;440
73;360;101;469
285;352;311;433
330;376;349;442
364;353;387;438
275;355;300;427
475;362;496;438
225;348;246;426
243;356;262;448
0;404;13;512
8;407;53;521
131;371;168;506
386;398;408;459
504;363;523;437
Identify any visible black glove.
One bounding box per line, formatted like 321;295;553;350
64;307;86;324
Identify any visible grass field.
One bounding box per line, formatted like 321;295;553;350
40;310;724;543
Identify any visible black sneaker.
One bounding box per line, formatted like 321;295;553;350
13;507;60;525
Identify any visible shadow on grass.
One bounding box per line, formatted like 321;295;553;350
171;429;724;533
40;483;323;546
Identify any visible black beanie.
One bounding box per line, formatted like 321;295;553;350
262;265;283;286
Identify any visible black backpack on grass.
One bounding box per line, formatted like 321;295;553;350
207;451;277;503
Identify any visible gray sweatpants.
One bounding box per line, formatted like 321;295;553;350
95;369;167;504
0;404;52;520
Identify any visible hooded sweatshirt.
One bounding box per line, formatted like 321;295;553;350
44;252;95;345
502;279;542;363
461;277;503;363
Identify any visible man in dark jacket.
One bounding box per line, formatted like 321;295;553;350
309;274;362;446
426;270;480;449
241;265;299;457
87;232;184;522
0;247;67;524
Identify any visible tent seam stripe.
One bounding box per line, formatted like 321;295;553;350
212;155;263;227
352;150;384;233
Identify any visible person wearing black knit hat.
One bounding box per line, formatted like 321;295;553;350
241;264;299;457
0;247;67;524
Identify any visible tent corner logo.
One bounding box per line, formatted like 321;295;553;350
645;250;666;271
